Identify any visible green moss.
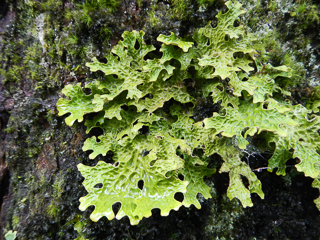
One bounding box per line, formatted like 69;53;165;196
44;173;64;219
47;203;61;219
243;0;319;89
4;126;15;134
292;2;319;27
170;0;192;20
11;215;19;229
0;40;25;83
148;4;162;27
168;0;218;20
196;0;216;8
72;215;88;240
267;0;277;12
253;31;305;86
38;0;64;12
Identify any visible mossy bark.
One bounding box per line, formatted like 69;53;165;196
0;0;320;239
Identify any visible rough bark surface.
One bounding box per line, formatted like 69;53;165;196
0;0;320;239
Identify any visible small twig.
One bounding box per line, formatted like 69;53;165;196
253;165;295;172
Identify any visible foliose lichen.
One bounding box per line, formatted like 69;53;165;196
57;1;320;225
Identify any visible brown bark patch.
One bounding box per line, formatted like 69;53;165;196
36;142;57;178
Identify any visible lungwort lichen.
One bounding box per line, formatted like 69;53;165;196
57;1;320;225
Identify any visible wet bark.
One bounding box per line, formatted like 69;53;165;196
0;0;320;239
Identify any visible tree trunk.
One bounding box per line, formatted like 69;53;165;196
0;0;320;239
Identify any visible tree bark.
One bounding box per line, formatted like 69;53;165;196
0;0;320;239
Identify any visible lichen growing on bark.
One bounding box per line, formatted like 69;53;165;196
1;0;320;239
57;0;320;226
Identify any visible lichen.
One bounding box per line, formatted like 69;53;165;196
57;1;320;225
